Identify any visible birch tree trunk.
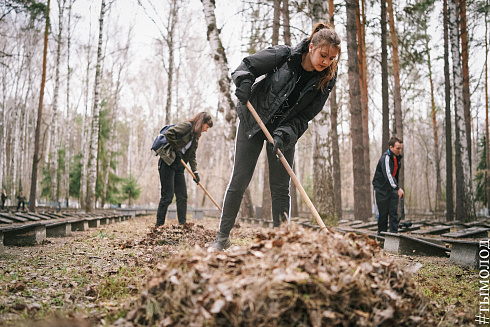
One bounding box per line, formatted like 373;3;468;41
200;0;237;137
460;0;471;170
51;0;65;204
346;0;369;220
64;0;74;207
86;0;106;211
29;0;50;212
449;0;474;221
381;0;389;153
444;0;454;221
328;0;342;219
309;0;336;221
386;0;403;189
201;0;249;216
261;0;283;221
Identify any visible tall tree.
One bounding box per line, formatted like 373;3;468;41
381;0;389;153
85;0;106;211
260;0;283;221
50;0;66;204
386;0;403;188
444;0;453;221
29;0;50;212
449;0;474;221
309;0;336;221
346;0;369;220
460;0;471;170
486;0;490;211
328;0;342;220
64;0;74;207
201;0;237;137
201;0;253;217
356;0;371;213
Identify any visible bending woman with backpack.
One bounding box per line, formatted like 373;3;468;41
155;112;213;226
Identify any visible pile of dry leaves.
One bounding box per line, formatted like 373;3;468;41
120;223;217;249
118;225;434;327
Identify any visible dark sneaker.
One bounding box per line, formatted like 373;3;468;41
210;232;231;251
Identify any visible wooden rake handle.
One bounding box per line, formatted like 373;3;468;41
246;101;330;233
180;159;223;213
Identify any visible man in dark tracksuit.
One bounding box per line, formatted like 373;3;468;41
372;137;404;235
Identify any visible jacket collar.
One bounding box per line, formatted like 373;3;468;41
387;149;403;160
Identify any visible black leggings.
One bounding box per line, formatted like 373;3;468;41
219;122;294;236
156;158;187;225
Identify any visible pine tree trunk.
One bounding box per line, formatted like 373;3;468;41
449;0;474;222
386;0;403;190
86;0;106;211
485;5;490;212
381;0;389;153
281;0;290;45
346;0;369;221
444;0;454;221
356;0;371;213
29;0;50;212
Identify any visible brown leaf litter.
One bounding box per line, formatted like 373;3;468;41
119;225;435;327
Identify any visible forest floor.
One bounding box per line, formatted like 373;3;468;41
0;215;480;327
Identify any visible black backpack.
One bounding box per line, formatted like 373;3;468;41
151;125;175;155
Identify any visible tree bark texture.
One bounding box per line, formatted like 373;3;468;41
486;5;490;211
381;0;390;154
460;0;471;171
444;0;454;221
356;0;371;213
449;0;474;221
346;0;369;220
51;0;65;203
329;0;342;220
29;0;50;212
86;0;106;211
386;0;403;189
201;0;237;138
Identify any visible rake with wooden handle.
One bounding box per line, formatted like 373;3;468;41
246;101;330;233
180;159;222;213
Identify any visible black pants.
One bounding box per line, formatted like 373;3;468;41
219;122;294;236
156;158;187;226
375;190;399;234
17;200;25;211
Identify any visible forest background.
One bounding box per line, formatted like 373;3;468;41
0;0;488;222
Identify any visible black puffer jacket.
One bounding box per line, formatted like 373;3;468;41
231;38;337;150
